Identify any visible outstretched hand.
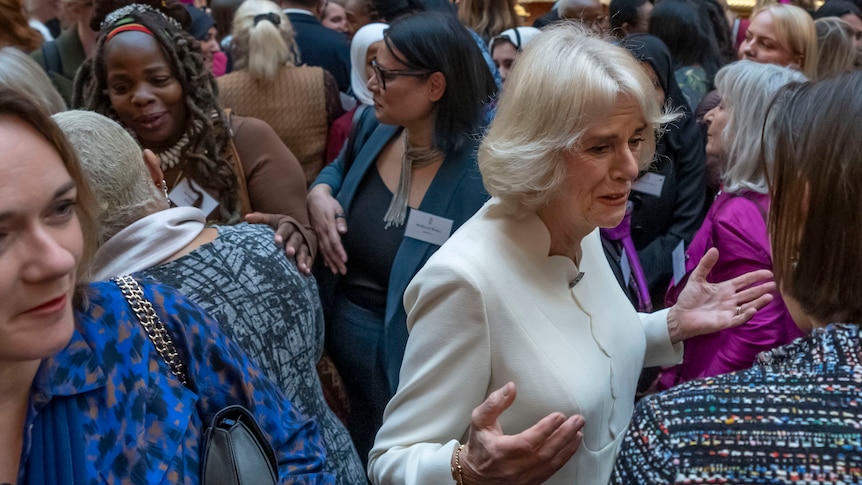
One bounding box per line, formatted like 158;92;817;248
668;247;776;344
459;382;584;485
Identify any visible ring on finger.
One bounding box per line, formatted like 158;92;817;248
334;212;346;219
736;305;742;316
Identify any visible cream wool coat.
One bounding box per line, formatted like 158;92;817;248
368;199;683;484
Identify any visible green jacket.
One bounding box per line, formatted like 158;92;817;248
30;26;86;106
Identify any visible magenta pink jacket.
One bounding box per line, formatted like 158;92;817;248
659;190;804;390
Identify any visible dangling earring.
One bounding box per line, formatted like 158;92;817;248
161;180;170;203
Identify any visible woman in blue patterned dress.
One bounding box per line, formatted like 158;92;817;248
612;70;862;484
0;87;332;484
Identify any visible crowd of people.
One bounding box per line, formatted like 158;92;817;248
1;0;861;482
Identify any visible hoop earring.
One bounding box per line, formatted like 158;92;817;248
161;180;170;202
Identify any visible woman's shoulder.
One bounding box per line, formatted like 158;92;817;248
710;191;769;223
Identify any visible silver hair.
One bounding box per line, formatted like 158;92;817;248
0;47;66;114
479;23;677;215
714;60;806;195
52;110;167;243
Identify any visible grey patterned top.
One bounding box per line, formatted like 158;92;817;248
137;223;364;484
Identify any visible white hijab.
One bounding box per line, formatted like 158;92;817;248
350;22;388;106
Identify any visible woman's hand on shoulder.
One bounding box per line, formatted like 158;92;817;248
244;212;314;274
458;382;584;485
307;184;348;275
668;247;776;343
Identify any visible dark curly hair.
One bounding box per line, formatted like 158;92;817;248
73;0;240;222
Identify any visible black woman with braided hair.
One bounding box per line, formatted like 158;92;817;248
73;0;318;272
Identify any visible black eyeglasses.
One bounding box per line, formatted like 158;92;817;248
371;59;432;90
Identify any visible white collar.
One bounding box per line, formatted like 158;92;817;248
91;207;206;281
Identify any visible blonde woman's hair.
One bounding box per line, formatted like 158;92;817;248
458;0;518;42
0;47;66;114
814;17;855;80
479;23;678;215
231;0;297;80
751;4;819;79
53;110;166;244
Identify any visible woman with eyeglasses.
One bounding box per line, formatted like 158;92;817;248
306;11;496;465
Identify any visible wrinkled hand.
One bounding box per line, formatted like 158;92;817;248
244;212;313;275
669;247;776;343
459;382;584;485
307;185;348;275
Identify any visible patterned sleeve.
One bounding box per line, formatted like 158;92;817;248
610;395;676;485
143;279;335;484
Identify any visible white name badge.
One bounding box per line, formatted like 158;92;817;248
672;239;686;286
620;247;631;287
632;172;666;197
404;209;454;246
169;178;220;216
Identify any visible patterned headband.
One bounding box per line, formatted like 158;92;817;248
101;3;182;31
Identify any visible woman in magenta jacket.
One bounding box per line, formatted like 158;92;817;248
659;61;806;390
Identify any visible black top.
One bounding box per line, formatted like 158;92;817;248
340;167;406;313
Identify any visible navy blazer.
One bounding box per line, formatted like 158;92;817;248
313;114;489;394
286;12;351;92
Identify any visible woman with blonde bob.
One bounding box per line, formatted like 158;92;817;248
739;3;818;79
217;0;343;184
368;24;776;485
814;17;856;80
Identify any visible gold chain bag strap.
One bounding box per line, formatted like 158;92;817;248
112;275;278;485
113;274;188;385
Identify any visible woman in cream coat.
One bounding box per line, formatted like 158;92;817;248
368;24;776;485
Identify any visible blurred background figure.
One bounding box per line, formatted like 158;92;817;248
1;0;45;52
211;0;244;49
558;0;610;33
739;3;818;79
488;26;540;83
326;22;387;163
814;17;857;79
322;0;350;33
0;47;66;114
458;0;519;43
649;0;726;110
218;0;344;185
619;34;706;311
280;0;352;93
344;0;379;38
608;0;652;39
814;0;862;67
25;0;61;40
30;0;97;106
185;5;227;76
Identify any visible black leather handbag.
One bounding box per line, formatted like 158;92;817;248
200;405;278;485
113;275;278;485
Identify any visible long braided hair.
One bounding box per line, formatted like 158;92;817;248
73;0;240;222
